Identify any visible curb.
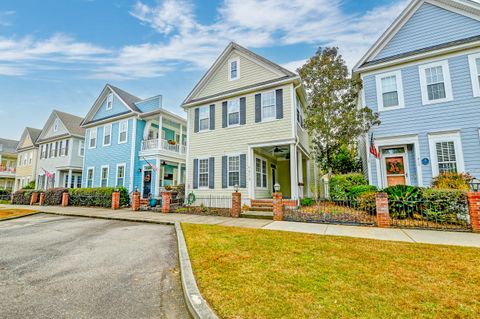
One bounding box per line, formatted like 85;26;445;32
175;222;219;319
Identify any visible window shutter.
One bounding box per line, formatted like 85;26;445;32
240;97;246;125
222;101;228;128
240;154;246;188
276;89;283;119
208;157;215;189
222;156;227;188
255;94;261;123
194;108;199;133
209;104;215;130
193;159;199;189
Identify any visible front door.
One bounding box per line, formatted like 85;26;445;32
142;169;152;198
384;156;406;186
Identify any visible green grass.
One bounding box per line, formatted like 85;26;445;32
182;223;480;319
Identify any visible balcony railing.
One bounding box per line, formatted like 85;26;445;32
0;166;16;174
141;139;186;154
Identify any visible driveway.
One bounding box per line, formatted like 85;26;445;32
0;214;191;319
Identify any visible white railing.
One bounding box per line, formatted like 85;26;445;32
141;138;186;154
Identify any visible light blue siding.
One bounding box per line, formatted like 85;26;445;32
374;3;480;60
92;94;130;121
135;96;161;113
133;120;146;192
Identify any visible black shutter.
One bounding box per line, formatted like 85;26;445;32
222;101;228;128
193;159;199;189
222;156;227;188
208;157;215;189
240;154;246;188
194;108;199;133
209;104;215;130
255;94;261;123
276;89;283;119
240;97;246;125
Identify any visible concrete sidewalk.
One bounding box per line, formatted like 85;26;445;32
2;204;480;248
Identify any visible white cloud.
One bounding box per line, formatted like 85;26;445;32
0;11;15;27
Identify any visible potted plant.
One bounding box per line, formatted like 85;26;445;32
167;140;177;145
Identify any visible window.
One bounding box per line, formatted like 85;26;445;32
227;155;240;187
86;168;94;187
40;145;45;159
64;174;69;188
261;91;276;121
227;99;240;126
375;71;404;111
53;118;60;132
228;58;239;80
101;166;109;187
23;154;27;165
198;158;209;188
29;152;32;164
65;139;69;156
199;106;210;131
119;120;128;144
428;132;464;177
106;93;113;110
419;61;452;105
296;97;305;128
436;141;457;173
76;175;82;188
116;164;126;187
255;158;267;188
468;53;480;97
103;124;112;146
79;140;85;157
59;140;64;156
50;142;56;157
89;128;97;148
18;155;22;166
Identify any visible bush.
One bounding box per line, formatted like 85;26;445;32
384;185;421;219
421;188;468;223
12;189;34;205
22;181;36;190
300;197;315;206
69;187;129;207
329;173;367;200
0;189;10;196
348;185;377;199
44;188;68;205
432;172;472;191
358;192;377;215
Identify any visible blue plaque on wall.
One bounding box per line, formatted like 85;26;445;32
421;158;429;165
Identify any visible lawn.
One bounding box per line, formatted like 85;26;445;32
0;208;38;220
182;223;480;319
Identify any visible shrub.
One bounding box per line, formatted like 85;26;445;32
348;185;377;199
421;188;468;224
69;187;129;207
12;189;34;205
44;188;68;205
432;172;472;191
300;197;315;207
384;185;421;219
22;181;36;190
0;189;10;196
329;173;367;200
357;192;377;215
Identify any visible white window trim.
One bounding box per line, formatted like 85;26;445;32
89;128;97;149
115;163;126;187
228;57;240;81
197;157;210;189
418;60;453;105
118;119;128;144
106;93;113;110
255;156;268;189
227;98;240;128
468;52;480;97
428;131;465;177
375;70;405;111
226;153;241;188
86;167;95;188
100;165;109;187
103;123;112;147
78;140;85;157
261;90;276;122
198;106;210;132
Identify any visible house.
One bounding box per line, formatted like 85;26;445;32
182;42;314;205
0;138;18;190
14;127;42;191
81;84;186;198
354;0;480;188
35;110;85;190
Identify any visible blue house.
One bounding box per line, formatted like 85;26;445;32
81;84;187;198
354;0;480;188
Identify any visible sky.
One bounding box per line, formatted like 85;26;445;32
0;0;411;140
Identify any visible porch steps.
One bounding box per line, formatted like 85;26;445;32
240;211;273;219
249;206;273;212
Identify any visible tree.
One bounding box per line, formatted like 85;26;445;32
330;145;362;174
298;47;380;174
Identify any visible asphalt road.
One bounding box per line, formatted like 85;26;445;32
0;214;191;319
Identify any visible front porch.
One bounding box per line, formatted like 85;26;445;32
138;156;186;199
37;167;82;190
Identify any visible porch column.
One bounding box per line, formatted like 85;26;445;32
158;114;163;150
297;150;303;198
68;169;73;189
177;163;182;186
54;170;60;187
290;144;299;200
179;125;184;149
154;159;161;198
306;159;311;197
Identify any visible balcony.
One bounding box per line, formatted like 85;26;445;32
0;166;16;177
140;139;186;155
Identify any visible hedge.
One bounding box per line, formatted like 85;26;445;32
421;188;468;223
44;188;68;205
12;189;35;205
329;173;369;200
69;187;129;207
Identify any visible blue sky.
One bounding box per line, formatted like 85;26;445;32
0;0;408;140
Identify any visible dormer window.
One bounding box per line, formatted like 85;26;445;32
228;58;240;81
106;93;113;110
53;119;60;132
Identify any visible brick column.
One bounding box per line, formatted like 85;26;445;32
376;192;390;228
272;192;284;221
61;192;69;207
30;192;38;205
111;191;120;210
39;192;45;206
161;192;172;213
230;192;241;218
467;192;480;232
132;192;140;211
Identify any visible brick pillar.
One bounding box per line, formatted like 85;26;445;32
61;192;69;207
230;192;241;218
161;192;172;213
111;191;120;210
272;192;284;221
132;192;140;211
376;192;390;228
39;192;45;206
467;192;480;232
30;192;38;205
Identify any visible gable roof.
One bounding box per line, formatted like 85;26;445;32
353;0;480;72
17;127;42;151
109;84;142;112
37;110;85;143
0;138;19;155
182;42;297;106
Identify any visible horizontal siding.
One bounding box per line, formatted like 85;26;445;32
135;97;161;113
93;93;130;121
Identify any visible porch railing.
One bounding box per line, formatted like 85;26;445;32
0;166;16;174
140;138;186;154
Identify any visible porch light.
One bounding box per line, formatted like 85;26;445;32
234;184;239;192
161;161;167;166
469;178;480;192
274;183;280;192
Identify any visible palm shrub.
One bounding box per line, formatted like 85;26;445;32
384;185;421;219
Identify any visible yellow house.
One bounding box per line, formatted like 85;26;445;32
0;138;18;190
182;42;316;206
14;127;42;191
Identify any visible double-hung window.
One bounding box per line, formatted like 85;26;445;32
199;106;210;131
375;71;404;111
119;120;128;143
261;91;276;121
228;58;239;81
296;97;305;128
103;124;112;146
255;158;267;188
227;155;240;187
86;168;94;187
468;53;480;97
89;128;97;148
436;141;457;173
29;152;32;164
198;159;209;188
79;140;85;157
51;142;56;157
428;132;464;177
101;166;109;187
419;61;452;105
116;164;125;187
228;99;240;126
106;93;113;110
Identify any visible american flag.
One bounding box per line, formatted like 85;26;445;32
369;134;380;159
141;157;159;172
42;168;54;178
